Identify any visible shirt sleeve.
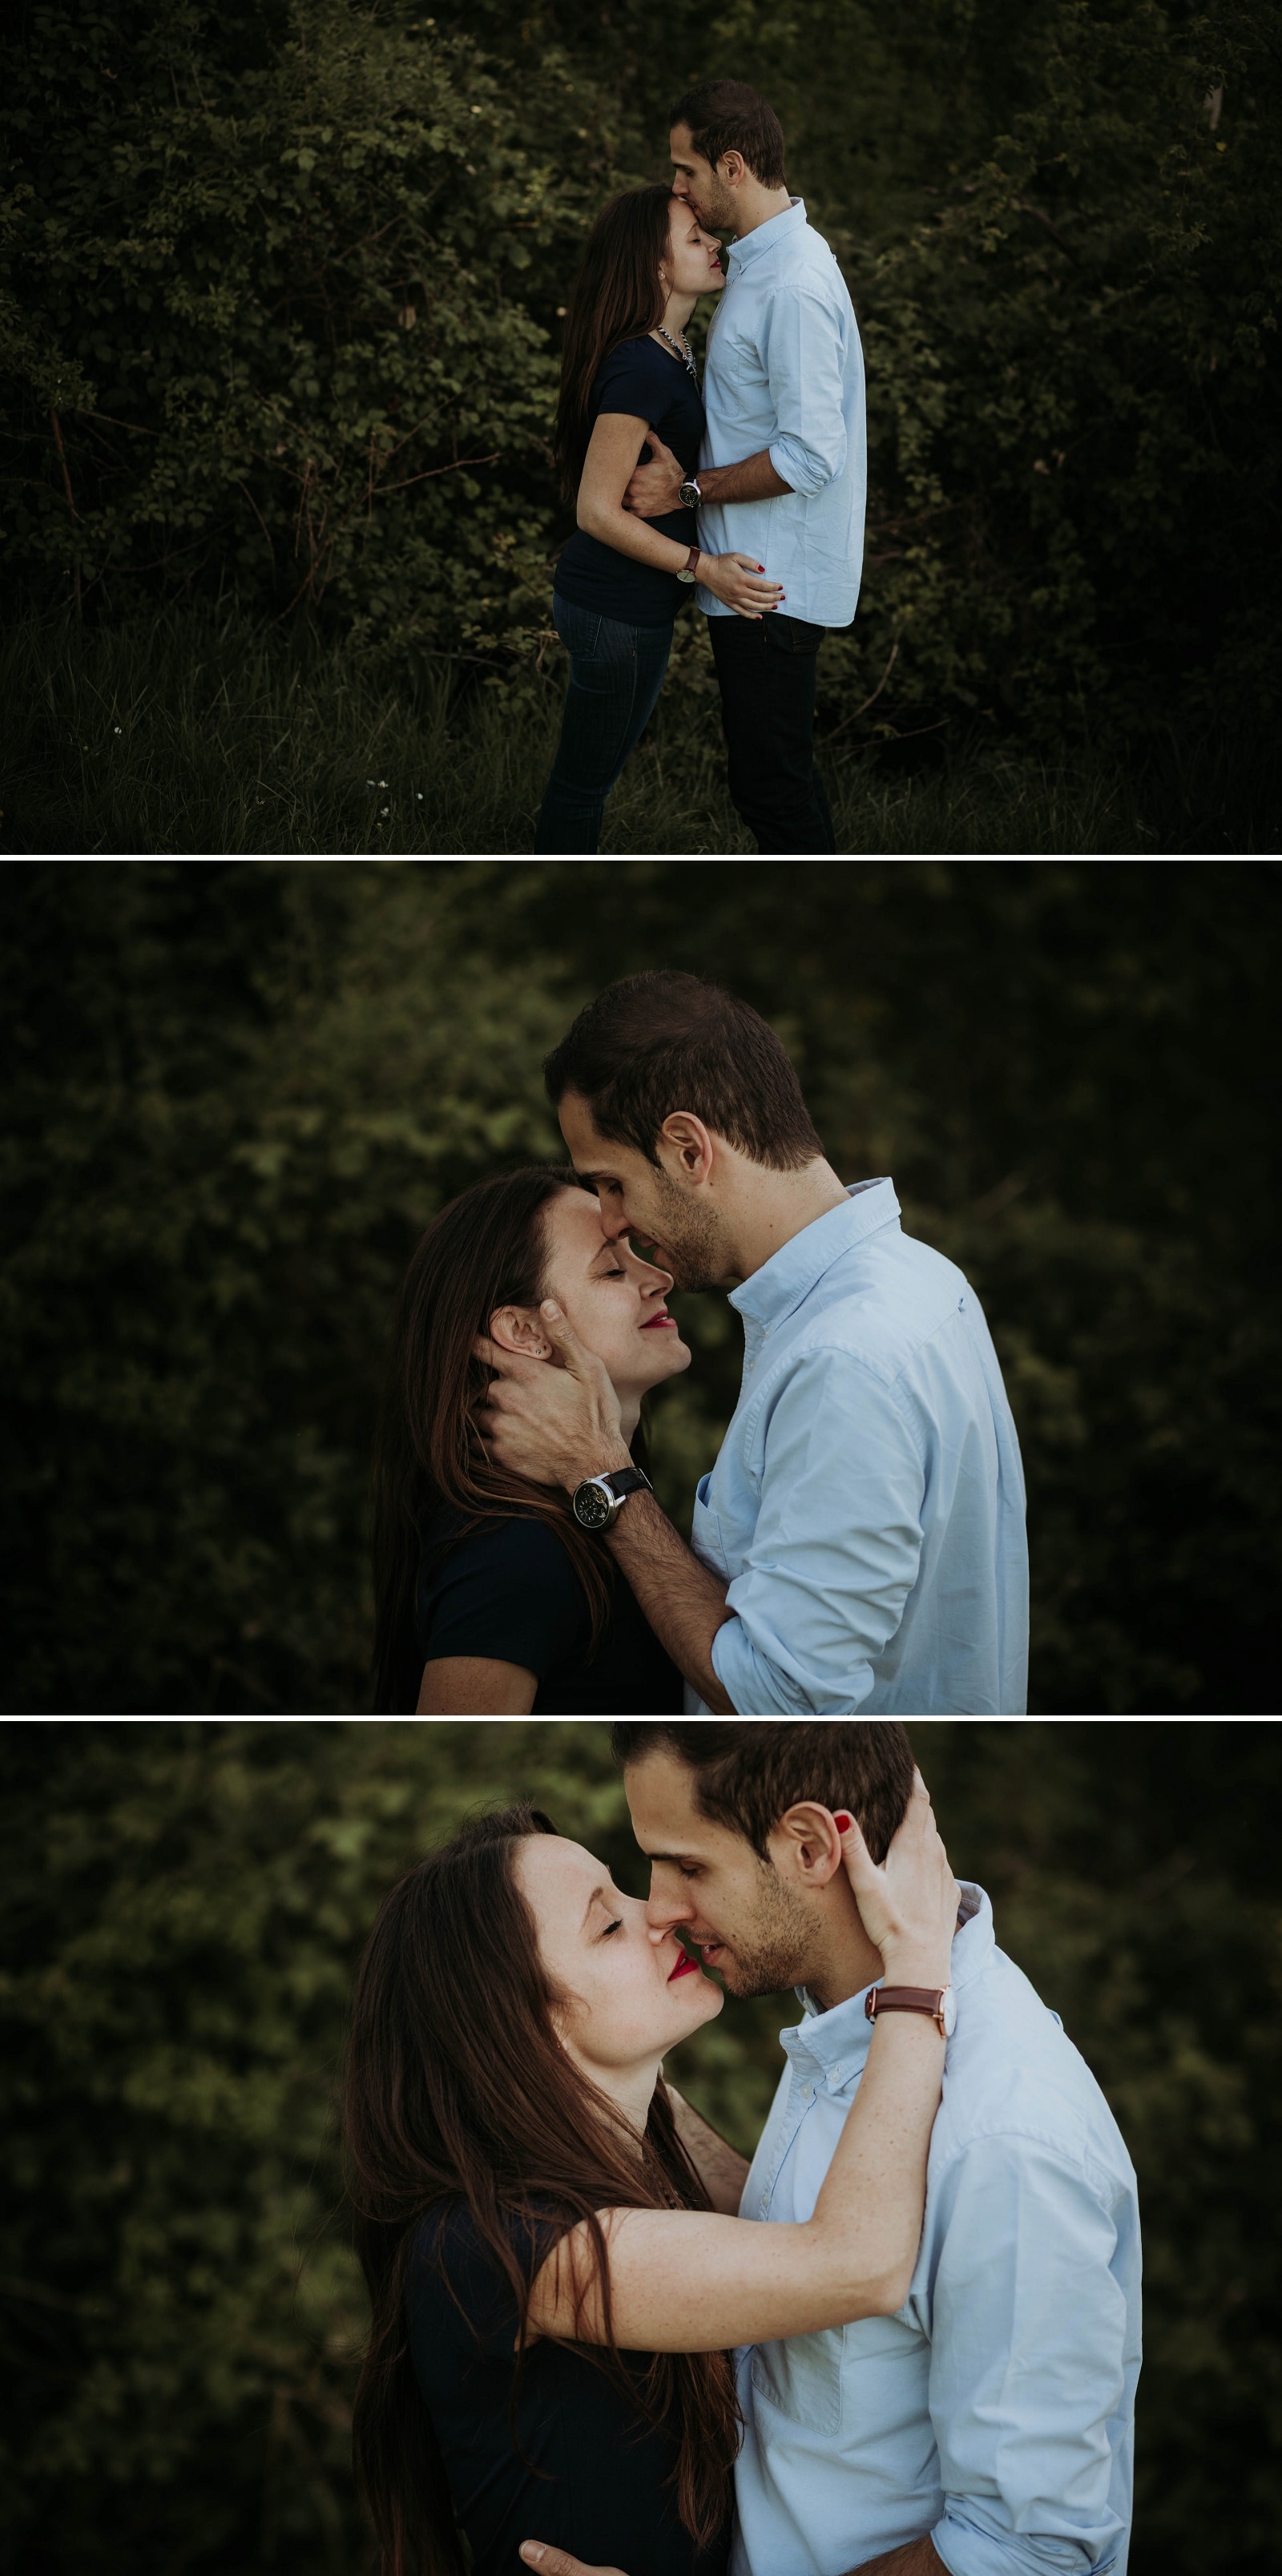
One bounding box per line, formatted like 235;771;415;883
592;346;659;420
418;1517;590;1676
925;2138;1136;2576
763;286;849;496
709;1347;924;1715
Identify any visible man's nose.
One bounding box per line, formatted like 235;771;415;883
647;1887;695;1937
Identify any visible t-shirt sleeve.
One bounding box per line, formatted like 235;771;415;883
591;344;662;421
409;2202;569;2368
417;1516;591;1675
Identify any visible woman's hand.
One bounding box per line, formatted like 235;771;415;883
521;2547;628;2576
838;1770;959;1988
698;551;786;619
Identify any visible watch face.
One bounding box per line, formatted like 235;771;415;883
572;1481;614;1530
941;1987;957;2038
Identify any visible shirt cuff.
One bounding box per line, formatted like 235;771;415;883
933;2509;1106;2576
709;1611;876;1715
768;436;843;497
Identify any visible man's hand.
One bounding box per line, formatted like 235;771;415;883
623;433;684;516
520;2547;629;2576
476;1301;630;1492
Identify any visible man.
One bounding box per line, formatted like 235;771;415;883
520;1721;1142;2576
623;80;865;856
481;969;1029;1715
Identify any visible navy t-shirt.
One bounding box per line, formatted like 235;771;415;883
407;2202;732;2576
555;335;706;628
415;1509;683;1714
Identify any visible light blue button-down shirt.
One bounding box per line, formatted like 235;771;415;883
695;197;866;630
693;1179;1028;1716
732;1886;1142;2576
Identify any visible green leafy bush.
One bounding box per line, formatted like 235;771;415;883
3;0;1276;740
1;0;600;659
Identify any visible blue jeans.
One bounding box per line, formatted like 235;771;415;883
534;596;673;853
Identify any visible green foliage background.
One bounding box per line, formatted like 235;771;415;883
4;857;1278;1717
2;0;1278;741
2;1718;1279;2576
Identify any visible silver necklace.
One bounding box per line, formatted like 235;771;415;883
655;325;698;381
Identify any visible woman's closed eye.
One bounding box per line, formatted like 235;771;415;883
599;1916;623;1937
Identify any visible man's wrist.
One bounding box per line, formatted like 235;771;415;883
565;1438;633;1494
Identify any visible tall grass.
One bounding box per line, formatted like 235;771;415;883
4;607;1272;856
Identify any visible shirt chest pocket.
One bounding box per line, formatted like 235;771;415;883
691;1475;728;1576
751;2325;849;2436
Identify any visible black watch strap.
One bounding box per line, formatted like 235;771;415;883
601;1468;651;1501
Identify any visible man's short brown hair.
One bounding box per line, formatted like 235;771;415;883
612;1722;917;1865
542;970;823;1171
669;80;787;191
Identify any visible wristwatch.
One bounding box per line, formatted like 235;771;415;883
679;476;702;510
676;545;700;585
570;1465;653;1531
865;1983;957;2038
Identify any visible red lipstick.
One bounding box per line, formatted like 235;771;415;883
667;1951;700;1981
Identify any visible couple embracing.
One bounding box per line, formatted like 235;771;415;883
345;1724;1142;2576
372;970;1027;1718
533;80;862;856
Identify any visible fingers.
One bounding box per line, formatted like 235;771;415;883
536;1300;595;1376
472;1334;546;1378
521;2547;623;2576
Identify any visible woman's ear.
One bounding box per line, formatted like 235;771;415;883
488;1304;550;1360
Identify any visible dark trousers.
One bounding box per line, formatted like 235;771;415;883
709;611;835;854
534;595;672;854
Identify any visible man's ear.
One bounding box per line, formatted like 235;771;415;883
488;1304;550;1359
656;1111;716;1187
768;1802;845;1889
719;150;747;190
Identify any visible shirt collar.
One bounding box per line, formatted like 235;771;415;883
727;194;806;276
783;1883;993;2087
730;1177;901;1336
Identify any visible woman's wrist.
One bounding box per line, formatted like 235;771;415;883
877;1945;953;1989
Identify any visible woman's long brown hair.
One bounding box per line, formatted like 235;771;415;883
554;183;675;498
371;1167;620;1713
345;1807;740;2576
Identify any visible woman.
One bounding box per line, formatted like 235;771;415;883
371;1166;691;1715
345;1784;957;2576
534;185;784;855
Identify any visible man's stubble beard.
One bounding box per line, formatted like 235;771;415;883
712;1859;816;2002
647;1166;726;1292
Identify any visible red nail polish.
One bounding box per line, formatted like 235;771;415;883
834;1812;853;1832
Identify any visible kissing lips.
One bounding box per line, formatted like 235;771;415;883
667;1951;700;1981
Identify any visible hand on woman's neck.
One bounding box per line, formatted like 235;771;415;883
615;1389;643;1445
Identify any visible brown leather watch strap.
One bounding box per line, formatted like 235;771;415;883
865;1984;948;2034
684;545;700;577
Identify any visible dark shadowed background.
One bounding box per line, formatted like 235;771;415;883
2;1718;1279;2576
3;857;1278;1717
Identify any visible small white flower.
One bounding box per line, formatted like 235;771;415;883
380;806;389;817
